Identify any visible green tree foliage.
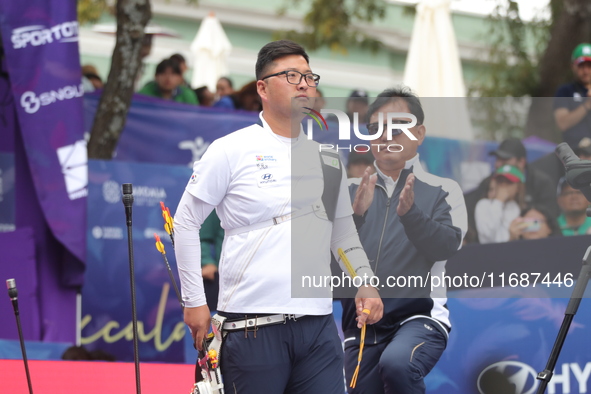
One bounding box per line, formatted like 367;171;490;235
469;0;591;141
276;0;386;54
470;1;550;98
78;0;110;25
467;1;551;140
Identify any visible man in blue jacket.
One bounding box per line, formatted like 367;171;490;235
341;87;467;393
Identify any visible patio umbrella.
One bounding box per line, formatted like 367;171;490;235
403;0;473;140
189;12;232;91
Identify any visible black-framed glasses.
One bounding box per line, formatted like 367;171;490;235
366;120;416;136
261;70;320;87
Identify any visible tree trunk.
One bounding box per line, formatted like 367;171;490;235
87;0;151;159
524;0;591;142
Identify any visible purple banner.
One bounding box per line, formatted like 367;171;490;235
0;0;86;262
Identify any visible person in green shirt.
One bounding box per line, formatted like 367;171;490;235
138;58;198;104
199;210;223;311
557;177;591;235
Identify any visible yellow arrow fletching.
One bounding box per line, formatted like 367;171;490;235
154;233;165;254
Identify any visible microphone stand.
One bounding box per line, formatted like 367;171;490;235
537;144;591;392
122;184;141;394
536;235;591;393
6;279;34;394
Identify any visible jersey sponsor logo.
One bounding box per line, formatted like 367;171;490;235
258;173;277;186
256;155;277;162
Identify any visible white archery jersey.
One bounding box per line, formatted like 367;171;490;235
181;115;354;315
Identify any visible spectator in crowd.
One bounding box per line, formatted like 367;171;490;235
575;138;591;160
213;80;261;111
81;64;103;92
170;53;188;75
465;138;557;243
346;150;375;178
194;86;215;107
62;346;92;360
200;211;223;311
138;58;198;104
61;346;116;361
346;89;369;124
343;86;467;393
89;349;117;361
554;43;591;149
475;164;525;244
556;177;591;236
509;205;561;241
215;76;234;98
169;53;190;87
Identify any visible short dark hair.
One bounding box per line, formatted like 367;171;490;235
194;86;209;103
218;76;233;89
169;53;186;65
520;205;562;238
155;58;182;76
255;40;309;80
366;85;425;124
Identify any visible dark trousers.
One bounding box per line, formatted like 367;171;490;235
219;313;345;394
344;318;447;394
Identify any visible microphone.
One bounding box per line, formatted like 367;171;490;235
556;143;591;202
6;278;34;394
121;183;142;393
122;183;134;226
6;278;18;314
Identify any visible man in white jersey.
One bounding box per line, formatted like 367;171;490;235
174;40;383;393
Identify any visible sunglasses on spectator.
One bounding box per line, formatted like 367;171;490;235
364;119;417;136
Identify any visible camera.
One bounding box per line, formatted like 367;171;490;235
522;218;540;233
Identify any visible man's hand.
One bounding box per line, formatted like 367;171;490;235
184;305;211;351
354;285;384;329
202;264;218;281
491;181;518;203
352;167;378;216
397;173;415;216
509;217;528;241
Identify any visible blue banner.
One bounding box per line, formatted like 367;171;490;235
82;159;191;362
83;94;553;191
428;295;591;394
83;94;259;167
0;0;86;263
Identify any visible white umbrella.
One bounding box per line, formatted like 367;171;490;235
403;0;473;140
190;12;232;91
